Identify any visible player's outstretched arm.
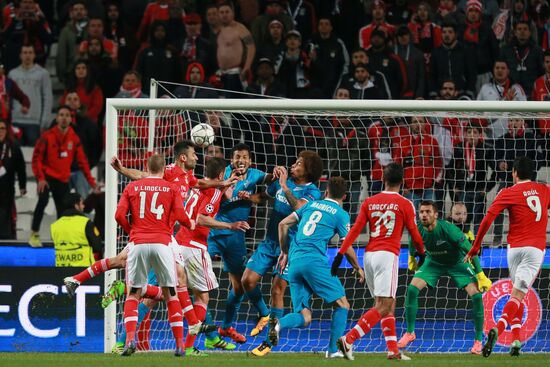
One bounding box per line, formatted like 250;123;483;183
337;201;369;256
110;156;147;181
197;214;250;231
238;191;271;204
466;211;498;261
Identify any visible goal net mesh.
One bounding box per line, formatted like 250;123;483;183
111;103;550;353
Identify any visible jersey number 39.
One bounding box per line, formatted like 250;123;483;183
371;210;396;238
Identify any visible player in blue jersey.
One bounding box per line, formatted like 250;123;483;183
241;150;324;356
267;176;364;358
207;144;273;345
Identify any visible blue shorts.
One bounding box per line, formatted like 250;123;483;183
246;238;288;282
147;268;158;286
208;231;248;275
288;258;345;313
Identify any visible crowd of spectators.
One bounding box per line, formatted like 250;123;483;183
0;0;548;248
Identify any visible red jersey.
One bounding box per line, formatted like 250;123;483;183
115;177;190;245
470;181;550;254
531;75;550;134
339;191;424;256
359;22;396;49
163;163;198;202
393;133;443;190
176;187;223;250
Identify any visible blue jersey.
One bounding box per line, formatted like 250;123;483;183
265;179;322;243
211;166;266;236
290;199;350;262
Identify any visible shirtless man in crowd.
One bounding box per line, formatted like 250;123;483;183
216;2;256;96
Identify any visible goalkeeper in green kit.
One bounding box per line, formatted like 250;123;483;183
397;201;492;355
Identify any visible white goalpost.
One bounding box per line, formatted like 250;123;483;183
104;98;550;354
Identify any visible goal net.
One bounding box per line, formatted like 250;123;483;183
104;97;550;354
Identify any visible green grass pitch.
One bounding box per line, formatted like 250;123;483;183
1;352;547;367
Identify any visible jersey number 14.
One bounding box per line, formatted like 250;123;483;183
138;191;165;220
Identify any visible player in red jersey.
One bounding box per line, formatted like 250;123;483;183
64;140;236;293
114;154;194;356
465;156;550;358
172;157;250;353
331;163;425;361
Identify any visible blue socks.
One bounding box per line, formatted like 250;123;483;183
279;312;305;330
118;302;151;344
246;285;270;317
329;307;348;353
222;289;244;329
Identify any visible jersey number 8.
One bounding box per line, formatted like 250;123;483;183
303;211;323;236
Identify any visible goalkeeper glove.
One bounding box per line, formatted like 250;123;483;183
331;253;343;276
417;253;426;268
408;255;419;272
476;271;492;292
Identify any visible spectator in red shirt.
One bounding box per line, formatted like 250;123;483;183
531;49;550;166
60;59;104;124
29;105;96;247
136;0;175;43
358;0;396;49
393;116;443;210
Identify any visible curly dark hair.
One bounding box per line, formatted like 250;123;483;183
299;150;323;183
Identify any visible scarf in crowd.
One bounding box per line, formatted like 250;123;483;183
181;35;197;61
464;140;476;181
119;85;142;98
0;75;9;121
464;20;481;43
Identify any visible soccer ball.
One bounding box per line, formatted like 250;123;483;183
190;123;215;148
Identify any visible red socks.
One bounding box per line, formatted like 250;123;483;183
497;296;521;335
184;303;207;348
511;301;524;340
123;297;139;344
167;298;184;349
177;286;199;325
142;285;163;300
345;308;381;345
73;259;110;283
381;315;398;354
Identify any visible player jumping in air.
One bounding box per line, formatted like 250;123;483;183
332;163;426;360
65;140;234;353
114;154;194;356
174;157;250;356
397;200;492;354
465;156;549;358
241;151;324;357
207;144;274;345
268;177;364;358
64;140;235;294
